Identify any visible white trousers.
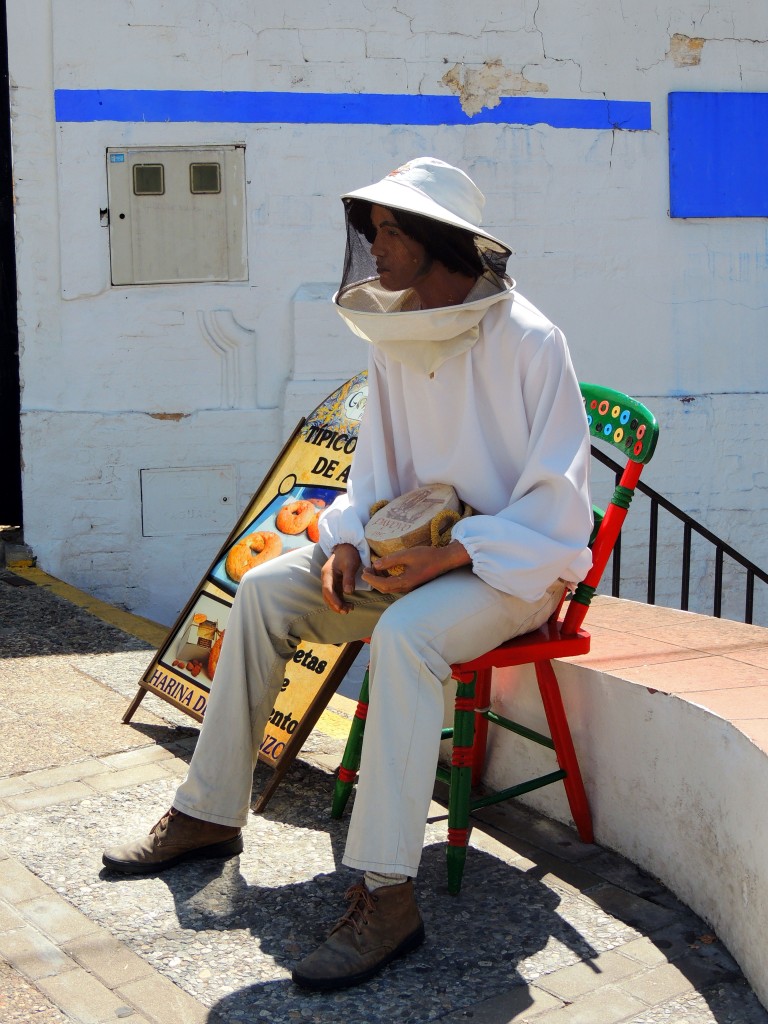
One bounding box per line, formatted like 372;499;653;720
174;544;563;877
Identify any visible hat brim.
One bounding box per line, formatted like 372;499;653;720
343;178;511;255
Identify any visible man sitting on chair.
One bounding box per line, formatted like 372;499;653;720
103;157;593;991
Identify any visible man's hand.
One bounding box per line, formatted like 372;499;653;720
321;543;362;614
361;540;471;595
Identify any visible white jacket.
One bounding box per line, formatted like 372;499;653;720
318;280;593;602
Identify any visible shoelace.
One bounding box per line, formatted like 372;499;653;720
330;883;378;936
149;808;175;837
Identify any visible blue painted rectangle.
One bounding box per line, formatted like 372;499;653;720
669;92;768;217
54;89;651;131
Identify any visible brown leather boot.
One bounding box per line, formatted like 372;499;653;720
292;880;424;990
102;808;243;875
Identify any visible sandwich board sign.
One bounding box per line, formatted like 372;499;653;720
124;370;368;804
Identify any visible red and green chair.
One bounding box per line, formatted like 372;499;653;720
332;383;659;894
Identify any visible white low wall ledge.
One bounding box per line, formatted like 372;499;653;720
483;597;768;1010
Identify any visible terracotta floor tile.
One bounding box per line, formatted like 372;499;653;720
611;656;768;694
587;598;768;651
567;628;703;670
735;718;768;752
723;646;768;669
587;597;689;630
629;619;768;655
683;686;768;721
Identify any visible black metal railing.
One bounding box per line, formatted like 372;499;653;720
592;445;768;625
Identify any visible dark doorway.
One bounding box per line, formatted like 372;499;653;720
0;0;22;526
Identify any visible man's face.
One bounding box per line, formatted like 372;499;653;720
369;204;433;292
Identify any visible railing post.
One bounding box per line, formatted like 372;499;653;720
714;548;724;618
681;523;692;611
647;500;658;605
746;570;755;625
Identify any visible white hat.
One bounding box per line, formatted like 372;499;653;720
343;157;510;254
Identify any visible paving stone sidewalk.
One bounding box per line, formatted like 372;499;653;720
1;566;767;1024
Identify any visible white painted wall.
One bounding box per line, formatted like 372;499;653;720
474;635;768;1011
7;0;768;623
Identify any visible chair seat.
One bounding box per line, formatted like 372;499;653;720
451;621;591;677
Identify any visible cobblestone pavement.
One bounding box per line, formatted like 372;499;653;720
1;566;767;1024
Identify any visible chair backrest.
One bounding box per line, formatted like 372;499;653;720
561;383;660;636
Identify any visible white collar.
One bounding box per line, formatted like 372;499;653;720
334;272;515;374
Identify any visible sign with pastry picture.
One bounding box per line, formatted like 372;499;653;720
125;370;368;774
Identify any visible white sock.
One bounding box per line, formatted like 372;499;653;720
364;870;408;891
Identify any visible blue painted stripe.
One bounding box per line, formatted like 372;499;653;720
54;89;651;130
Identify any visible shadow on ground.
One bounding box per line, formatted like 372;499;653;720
90;760;747;1024
0;571;154;658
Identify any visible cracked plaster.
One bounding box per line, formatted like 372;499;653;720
442;59;548;117
667;32;706;66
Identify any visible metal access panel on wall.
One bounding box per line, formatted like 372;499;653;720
107;145;248;285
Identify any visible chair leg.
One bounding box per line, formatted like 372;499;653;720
534;660;594;844
470;668;492;788
446;670;478;895
330;667;370;819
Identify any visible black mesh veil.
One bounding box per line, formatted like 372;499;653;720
337;198;511;313
338;202;383;307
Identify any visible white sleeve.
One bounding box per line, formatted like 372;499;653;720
317;353;392;566
451;328;593;601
